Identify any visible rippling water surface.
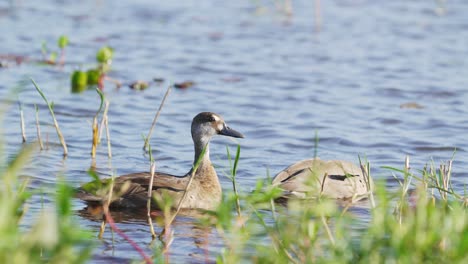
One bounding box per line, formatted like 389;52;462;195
1;0;468;262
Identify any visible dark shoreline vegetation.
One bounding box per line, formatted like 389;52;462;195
2;80;467;263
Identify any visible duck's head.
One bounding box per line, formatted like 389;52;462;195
191;112;244;143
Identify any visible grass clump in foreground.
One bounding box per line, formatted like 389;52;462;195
0;142;93;263
3;132;465;263
187;149;468;263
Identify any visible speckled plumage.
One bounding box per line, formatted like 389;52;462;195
76;112;243;210
273;158;373;201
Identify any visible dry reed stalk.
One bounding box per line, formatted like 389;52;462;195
98;100;109;144
91;117;98;158
320;172;328;196
19;102;26;143
438;160;453;201
31;79;68;156
104;107;112;158
143;84;172;151
167;169;196;224
146;161;157;238
402;156;413;195
162;227;174;263
442;161;452;190
94;100;112;158
321;216;335;246
35;105;44;150
98;219;106;239
92;89;105;158
405;155;410;172
360;161;375;208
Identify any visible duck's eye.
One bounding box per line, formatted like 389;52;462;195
207;115;216;122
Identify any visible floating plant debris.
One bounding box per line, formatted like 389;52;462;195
174;81;195;89
129;80;149;90
221;76;244;83
153;78;165;83
0;54;28;65
400;102;424;109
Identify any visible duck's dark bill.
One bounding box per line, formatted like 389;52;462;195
219;126;244;138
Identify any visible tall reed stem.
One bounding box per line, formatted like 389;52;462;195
227;145;242;217
91;88;105;158
91;118;98;158
19;102;26;143
104;102;112;158
34;104;44;150
143;84;172;151
98;100;109;144
146;145;157;238
359;156;375;208
31;78;68;156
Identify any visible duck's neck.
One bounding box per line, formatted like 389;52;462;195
191;137;212;177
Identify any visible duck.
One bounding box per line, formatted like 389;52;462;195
272;158;373;201
76;112;244;210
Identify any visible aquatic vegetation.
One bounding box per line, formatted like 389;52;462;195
90;88;111;158
31;79;68;156
34;104;44;150
71;46;115;92
40;35;69;65
14;83;468;262
71;70;88;93
129;80;150;90
190;152;467;263
0;136;93;263
57;35;69;65
18;102;26;143
151;148;467;263
173;81;195;89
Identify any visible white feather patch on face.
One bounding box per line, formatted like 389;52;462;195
212;114;221;122
217;122;225;131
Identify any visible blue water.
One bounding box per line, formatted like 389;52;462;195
1;0;468;262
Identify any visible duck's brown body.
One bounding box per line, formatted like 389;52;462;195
273;158;373;201
76;112;243;210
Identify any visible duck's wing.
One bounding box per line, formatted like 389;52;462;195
117;172;189;191
320;160;369;199
273;159;320;185
76;171;190;208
